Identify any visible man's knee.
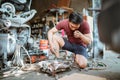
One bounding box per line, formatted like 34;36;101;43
75;54;87;68
78;61;87;68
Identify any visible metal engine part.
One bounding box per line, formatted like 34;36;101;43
0;24;31;55
38;60;72;76
1;2;16;14
0;2;36;26
0;0;37;69
0;33;16;56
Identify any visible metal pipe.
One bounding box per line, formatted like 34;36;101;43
92;0;103;59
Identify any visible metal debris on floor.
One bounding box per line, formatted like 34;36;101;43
0;50;108;80
0;50;74;78
86;59;107;70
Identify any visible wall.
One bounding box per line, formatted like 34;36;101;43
70;0;91;12
30;0;91;21
31;0;58;21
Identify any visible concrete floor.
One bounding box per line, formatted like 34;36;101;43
1;50;120;80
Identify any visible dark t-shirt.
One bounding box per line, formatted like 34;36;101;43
56;19;90;47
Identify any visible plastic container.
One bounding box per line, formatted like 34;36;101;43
39;39;48;50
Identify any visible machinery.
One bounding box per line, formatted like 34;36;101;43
97;0;120;53
0;0;37;69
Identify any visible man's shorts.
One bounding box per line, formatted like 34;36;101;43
62;39;88;58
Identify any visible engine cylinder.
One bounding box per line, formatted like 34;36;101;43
0;33;16;56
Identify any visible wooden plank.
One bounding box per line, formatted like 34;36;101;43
59;73;107;80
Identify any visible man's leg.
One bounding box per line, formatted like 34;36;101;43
75;54;87;68
52;34;65;58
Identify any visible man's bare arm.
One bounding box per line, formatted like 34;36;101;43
74;30;92;45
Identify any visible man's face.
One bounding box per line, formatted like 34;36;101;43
69;22;80;30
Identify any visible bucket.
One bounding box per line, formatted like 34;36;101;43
39;39;48;50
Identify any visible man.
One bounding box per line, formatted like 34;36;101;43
47;12;92;68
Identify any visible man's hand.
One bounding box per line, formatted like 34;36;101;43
74;30;82;38
49;44;60;58
50;44;57;54
74;30;92;45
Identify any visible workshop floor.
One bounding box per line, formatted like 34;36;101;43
1;50;120;80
